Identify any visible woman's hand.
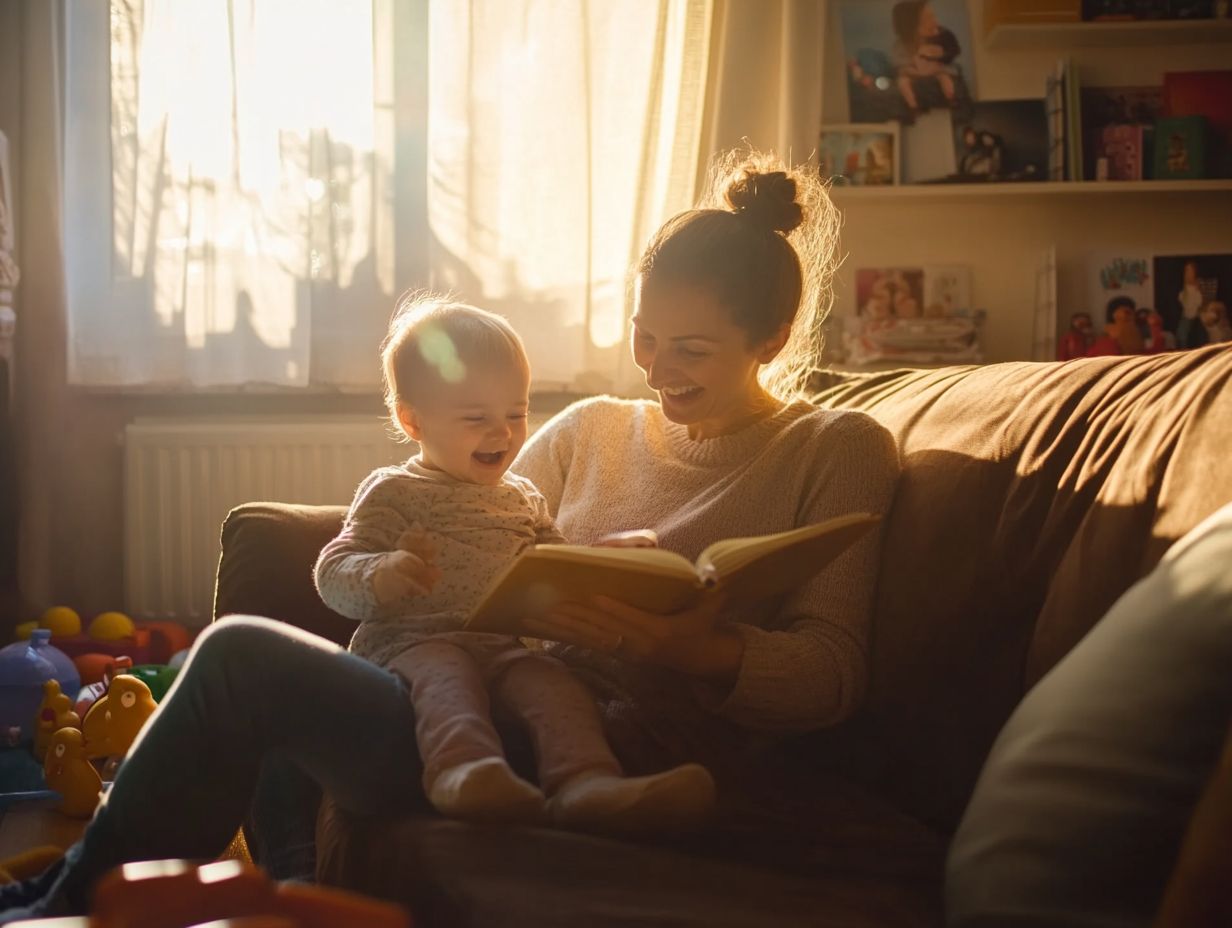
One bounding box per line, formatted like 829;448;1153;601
521;594;744;684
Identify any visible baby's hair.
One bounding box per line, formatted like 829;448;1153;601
381;292;528;441
635;148;841;401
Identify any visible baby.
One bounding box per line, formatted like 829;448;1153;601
314;294;715;831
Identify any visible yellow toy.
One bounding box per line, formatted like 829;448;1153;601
43;728;102;818
82;675;157;759
87;610;135;642
33;679;81;762
0;846;64;884
12;621;36;641
39;606;82;638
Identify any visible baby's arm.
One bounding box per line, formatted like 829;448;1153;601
314;471;443;621
526;483;569;546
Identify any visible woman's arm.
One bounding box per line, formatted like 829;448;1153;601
704;415;899;731
524;412;900;733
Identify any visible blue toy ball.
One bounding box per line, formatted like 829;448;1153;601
0;630;82;743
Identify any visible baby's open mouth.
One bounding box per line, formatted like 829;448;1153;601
472;450;505;466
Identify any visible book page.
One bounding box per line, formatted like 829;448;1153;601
696;513;880;604
465;544;700;634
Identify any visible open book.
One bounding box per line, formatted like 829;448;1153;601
465;512;881;634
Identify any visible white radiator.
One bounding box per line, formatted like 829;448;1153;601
123;416;406;626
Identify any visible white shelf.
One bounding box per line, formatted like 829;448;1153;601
828;179;1232;203
986;17;1232;49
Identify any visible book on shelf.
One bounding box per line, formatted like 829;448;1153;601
1046;58;1084;181
1080;85;1162;180
463;513;881;634
1162;70;1232;179
1046;61;1066;181
1091;124;1145;180
1064;59;1084;181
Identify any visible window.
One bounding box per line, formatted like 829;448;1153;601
65;0;709;392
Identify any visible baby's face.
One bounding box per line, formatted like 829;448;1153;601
401;359;531;486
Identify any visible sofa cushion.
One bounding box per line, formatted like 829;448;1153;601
317;763;946;928
811;345;1232;830
945;502;1232;927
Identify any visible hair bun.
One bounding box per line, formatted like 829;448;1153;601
723;168;804;234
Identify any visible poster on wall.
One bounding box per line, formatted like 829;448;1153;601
1087;253;1154;321
838;0;977;125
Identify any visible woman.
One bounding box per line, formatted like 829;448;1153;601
0;151;898;921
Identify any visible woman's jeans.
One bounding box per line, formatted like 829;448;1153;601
55;616;422;909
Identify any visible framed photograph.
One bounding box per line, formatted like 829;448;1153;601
837;0;977;125
819;123;900;186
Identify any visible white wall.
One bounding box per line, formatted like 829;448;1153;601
821;0;1232;363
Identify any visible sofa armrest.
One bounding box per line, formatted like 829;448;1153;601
214;502;353;646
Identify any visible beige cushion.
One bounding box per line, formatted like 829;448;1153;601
945;502;1232;927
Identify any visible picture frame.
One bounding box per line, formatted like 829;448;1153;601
819;122;901;187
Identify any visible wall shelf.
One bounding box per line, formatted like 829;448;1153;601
828;179;1232;203
985;17;1232;49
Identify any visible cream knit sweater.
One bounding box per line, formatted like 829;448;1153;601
513;396;900;734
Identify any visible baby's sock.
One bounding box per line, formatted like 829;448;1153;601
427;757;545;825
548;763;716;834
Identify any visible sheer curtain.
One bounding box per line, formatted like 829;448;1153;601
65;0;395;387
427;0;713;394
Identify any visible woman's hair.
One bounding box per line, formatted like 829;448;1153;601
635;149;841;401
381;292;528;440
892;1;926;46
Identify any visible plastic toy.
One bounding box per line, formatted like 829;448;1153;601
82;675;157;760
44;614;197;673
0;631;81;741
89;858;410;928
74;656;133;717
43;727;102;817
12;621;35;641
39;605;82;638
33;679;81;762
0;846;64;884
88;610;135;641
128;664;180;702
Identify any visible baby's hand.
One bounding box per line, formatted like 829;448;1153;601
396;523;439;565
594;529;659;549
371;549;443;604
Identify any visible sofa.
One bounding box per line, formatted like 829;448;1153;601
213;344;1232;927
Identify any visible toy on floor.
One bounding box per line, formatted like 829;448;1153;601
0;846;64;884
33;679;81;762
14;607;197;680
74;657;133;718
127;663;180;702
43;727;102;817
81;675;158;760
0;631;80;742
83;858;412;928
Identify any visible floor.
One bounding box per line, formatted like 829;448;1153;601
0;797;87;861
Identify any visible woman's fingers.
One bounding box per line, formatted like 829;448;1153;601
524;605;630;654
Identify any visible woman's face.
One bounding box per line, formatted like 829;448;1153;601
918;4;938;36
631;278;781;437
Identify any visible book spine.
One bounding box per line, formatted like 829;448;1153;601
1046;60;1065;181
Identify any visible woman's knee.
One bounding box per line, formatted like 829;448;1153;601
187;615;299;676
